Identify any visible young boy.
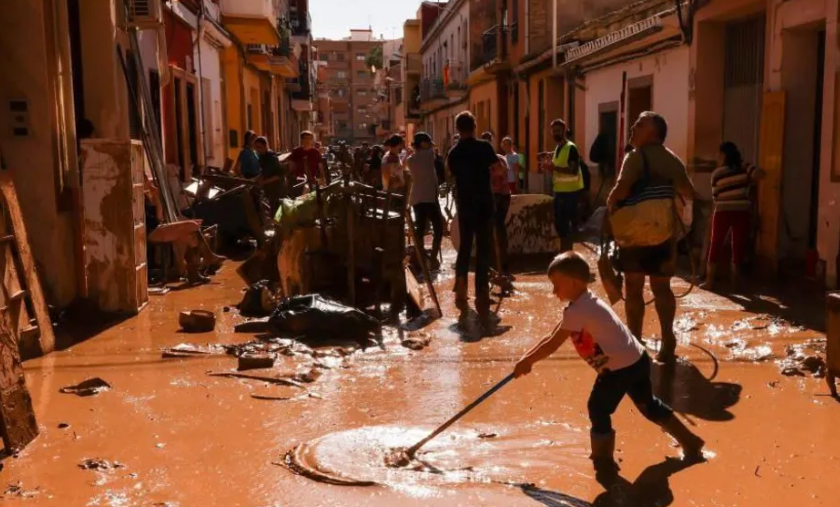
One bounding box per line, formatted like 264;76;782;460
514;252;704;468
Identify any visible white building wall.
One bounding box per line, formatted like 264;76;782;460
583;46;690;167
196;38;226;165
421;0;470;82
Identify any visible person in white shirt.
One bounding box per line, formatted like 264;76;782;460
514;252;705;471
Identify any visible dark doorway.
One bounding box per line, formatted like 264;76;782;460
67;0;85;134
627;84;652;128
149;70;162;144
174;77;185;181
186;82;199;178
598;109;619;177
808;30;826;249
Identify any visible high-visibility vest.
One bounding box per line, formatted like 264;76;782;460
552;142;583;193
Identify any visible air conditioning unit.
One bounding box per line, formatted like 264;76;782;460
127;0;162;29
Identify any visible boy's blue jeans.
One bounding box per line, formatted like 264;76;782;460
588;353;672;435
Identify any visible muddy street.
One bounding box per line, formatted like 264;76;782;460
1;244;838;506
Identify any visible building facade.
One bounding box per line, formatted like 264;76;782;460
315;30;383;145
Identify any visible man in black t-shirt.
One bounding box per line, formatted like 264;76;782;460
447;111;498;324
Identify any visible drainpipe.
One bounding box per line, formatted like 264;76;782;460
552;0;557;72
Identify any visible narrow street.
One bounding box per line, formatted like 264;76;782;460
2;243;837;506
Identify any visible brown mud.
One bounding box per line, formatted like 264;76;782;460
1;241;839;506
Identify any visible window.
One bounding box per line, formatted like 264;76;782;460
336;52;345;62
337;120;348;131
337;71;347;79
358;122;368;130
356;52;366;61
357;70;367;78
320;53;329;61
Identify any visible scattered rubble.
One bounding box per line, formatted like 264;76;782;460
777;341;827;378
59;378;111;397
237;353;276;371
2;482;40;499
179;310;216;333
401;333;432;351
162;342;226;358
78;458;125;471
237;280;277;316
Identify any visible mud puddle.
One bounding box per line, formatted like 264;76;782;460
284;424;589;495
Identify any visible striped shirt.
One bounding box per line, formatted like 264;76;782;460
711;163;757;212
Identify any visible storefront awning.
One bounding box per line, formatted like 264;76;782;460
222;16;280;46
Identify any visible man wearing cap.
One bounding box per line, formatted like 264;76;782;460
406;132;444;269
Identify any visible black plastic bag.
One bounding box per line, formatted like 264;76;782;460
270;294;381;339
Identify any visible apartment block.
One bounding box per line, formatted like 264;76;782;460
315;30;383;145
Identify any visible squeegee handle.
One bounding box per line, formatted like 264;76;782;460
408;372;515;456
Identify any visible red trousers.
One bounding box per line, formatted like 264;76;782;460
708;209;751;265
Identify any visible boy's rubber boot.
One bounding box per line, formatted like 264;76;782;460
590;431;619;474
659;415;705;462
699;263;717;291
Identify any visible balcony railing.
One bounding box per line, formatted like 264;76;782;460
419;78;445;103
291;11;311;36
474;25;507;70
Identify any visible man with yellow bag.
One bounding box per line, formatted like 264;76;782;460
540;119;583;253
606;112;695;363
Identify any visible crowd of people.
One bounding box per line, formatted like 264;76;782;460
212;109;763;353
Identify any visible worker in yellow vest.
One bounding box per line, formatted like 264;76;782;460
540;119;583;252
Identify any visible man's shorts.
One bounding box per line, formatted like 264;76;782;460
617;240;676;277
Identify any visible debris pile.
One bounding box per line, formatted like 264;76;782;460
778;339;827;378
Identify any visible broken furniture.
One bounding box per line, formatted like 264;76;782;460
81;139;149;314
0;166;52;454
272;178;407;313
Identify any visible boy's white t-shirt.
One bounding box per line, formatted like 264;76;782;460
560;290;645;373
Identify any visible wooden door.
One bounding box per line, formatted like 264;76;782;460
756;91;786;273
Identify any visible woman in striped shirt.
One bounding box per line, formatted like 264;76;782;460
702;142;764;290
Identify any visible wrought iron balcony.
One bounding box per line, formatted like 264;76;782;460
474;25;508;71
419;78;446;104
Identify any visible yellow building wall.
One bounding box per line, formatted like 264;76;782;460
468;80;498;136
223;46;244;161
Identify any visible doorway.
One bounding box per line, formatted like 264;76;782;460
780;27;825;263
627;77;652;129
174;77;184;180
186;82;199;177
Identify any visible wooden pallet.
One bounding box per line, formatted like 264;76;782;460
0;169;45;453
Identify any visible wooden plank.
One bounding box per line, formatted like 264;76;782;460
405;265;428;311
0;171;55;355
0;308;38;453
756;91;785;274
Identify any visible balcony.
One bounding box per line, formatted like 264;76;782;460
474;25;509;73
291;11;312;40
405;54;422;77
419;78;446;110
220;0;281;45
444;63;467;98
292;60;313;100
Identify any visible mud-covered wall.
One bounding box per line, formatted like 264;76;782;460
0;0;78;308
